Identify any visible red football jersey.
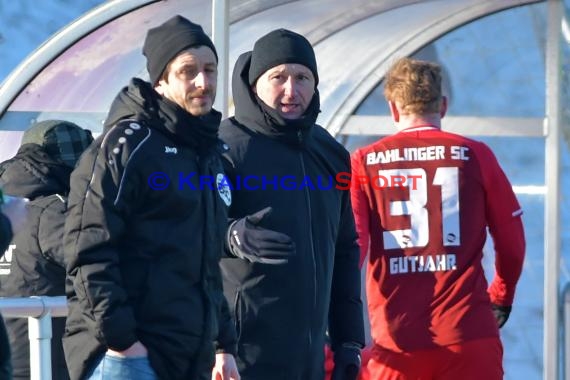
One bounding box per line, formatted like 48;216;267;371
351;126;525;352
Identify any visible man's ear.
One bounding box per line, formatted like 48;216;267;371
440;96;448;118
154;80;165;95
388;101;400;123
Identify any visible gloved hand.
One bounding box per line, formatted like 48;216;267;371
491;303;512;328
331;343;361;380
227;207;295;264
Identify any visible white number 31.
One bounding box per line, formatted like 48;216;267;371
381;167;460;250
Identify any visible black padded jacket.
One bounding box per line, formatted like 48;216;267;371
0;144;73;380
63;78;236;380
218;52;365;380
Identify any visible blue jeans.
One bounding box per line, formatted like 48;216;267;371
86;354;158;380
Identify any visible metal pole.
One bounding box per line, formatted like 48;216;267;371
544;1;563;379
212;0;230;118
563;283;570;378
0;296;67;380
28;311;52;380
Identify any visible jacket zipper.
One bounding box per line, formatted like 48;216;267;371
233;290;242;340
298;130;317;350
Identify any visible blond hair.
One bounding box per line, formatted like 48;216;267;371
383;57;443;115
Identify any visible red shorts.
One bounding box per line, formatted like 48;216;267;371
367;337;503;380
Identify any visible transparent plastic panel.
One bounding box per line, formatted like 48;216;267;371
1;0;210;135
353;3;546;118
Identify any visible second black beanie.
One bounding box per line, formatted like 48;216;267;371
248;29;318;86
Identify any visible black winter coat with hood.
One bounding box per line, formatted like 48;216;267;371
63;78;236;380
0;189;12;380
0;144;73;380
218;52;365;379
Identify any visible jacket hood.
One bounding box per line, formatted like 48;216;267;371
0;144;72;199
104;78;222;152
231;51;320;145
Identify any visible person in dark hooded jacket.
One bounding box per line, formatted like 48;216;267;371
63;15;239;380
215;29;365;380
0;191;13;253
0;189;14;380
0;120;93;380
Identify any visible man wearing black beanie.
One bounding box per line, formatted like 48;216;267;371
63;15;239;380
216;29;365;380
0;191;15;380
0;120;92;380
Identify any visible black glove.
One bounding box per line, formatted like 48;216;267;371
491;303;512;328
331;344;361;380
227;207;295;264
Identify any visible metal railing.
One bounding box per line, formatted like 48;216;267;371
0;296;67;380
0;289;568;380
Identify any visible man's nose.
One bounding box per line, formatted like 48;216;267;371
195;71;208;89
283;77;296;96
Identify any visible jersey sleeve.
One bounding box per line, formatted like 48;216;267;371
350;149;371;268
476;142;525;306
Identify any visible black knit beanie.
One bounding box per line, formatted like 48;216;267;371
248;29;318;86
143;15;218;85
